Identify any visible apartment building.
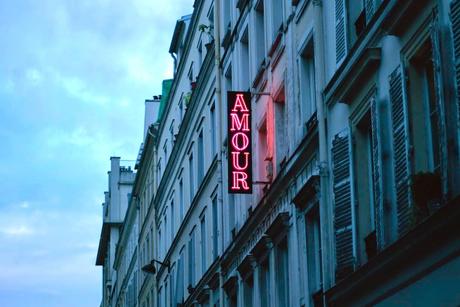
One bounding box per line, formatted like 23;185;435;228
96;157;136;307
97;0;460;306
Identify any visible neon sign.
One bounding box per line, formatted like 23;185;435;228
227;91;252;194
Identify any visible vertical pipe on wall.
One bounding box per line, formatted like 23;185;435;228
213;1;225;307
313;0;333;289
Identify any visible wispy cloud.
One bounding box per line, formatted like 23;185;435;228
56;74;109;106
0;225;34;237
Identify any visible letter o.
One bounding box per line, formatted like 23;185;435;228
231;132;249;151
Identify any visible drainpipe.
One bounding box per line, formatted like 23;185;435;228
214;0;227;307
213;1;225;307
313;0;333;291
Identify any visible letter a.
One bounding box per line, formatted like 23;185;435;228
232;94;249;112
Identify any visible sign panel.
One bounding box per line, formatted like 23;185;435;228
227;91;252;194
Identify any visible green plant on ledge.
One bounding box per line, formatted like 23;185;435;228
184;92;192;108
198;23;215;50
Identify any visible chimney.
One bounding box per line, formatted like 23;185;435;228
144;95;162;139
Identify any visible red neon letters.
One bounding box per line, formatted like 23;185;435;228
227;92;252;193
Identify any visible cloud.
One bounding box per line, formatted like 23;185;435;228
19;201;30;209
124;54;156;85
0;225;34;237
2;79;15;93
25;68;43;85
56;74;109;106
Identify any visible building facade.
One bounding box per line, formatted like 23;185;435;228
97;0;460;306
96;157;136;307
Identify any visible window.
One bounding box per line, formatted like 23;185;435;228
170;200;175;240
243;275;254;306
170;120;175;147
189;151;195;203
207;5;215;33
222;0;231;31
210;104;217;156
299;39;316;128
276;239;289;307
179;179;184;221
254;0;265;68
163;140;168;163
212;195;218;259
228;194;236;239
170;265;175;307
179;97;184;120
188;227;196;287
165;280;168;307
157;287;162;307
198;131;204;183
188;63;194;86
306;206;322;301
336;0;379;66
407;41;441;174
158;229;162;259
352;106;380;262
274;88;287;169
176;247;185;304
227;286;238;307
146;235;150;263
257;116;271;185
259;259;270;307
240;27;250;89
198;39;203;68
200;212;207;274
150;226;154;262
157;159;162;185
164;213;168;251
270;0;283;41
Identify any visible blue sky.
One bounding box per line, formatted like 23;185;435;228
0;1;192;306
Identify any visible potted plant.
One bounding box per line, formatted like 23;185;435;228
190;80;197;90
184;92;192;108
198;24;214;51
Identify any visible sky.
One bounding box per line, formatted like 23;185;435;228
0;1;192;306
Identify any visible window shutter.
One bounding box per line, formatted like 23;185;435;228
335;0;347;65
370;97;383;248
175;254;184;303
364;0;375;24
389;66;411;236
332;131;355;280
451;0;460;114
431;22;447;182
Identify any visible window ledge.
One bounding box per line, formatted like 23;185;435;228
326;195;460;306
324;47;381;105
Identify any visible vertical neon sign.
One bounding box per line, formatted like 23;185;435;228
227;91;252;194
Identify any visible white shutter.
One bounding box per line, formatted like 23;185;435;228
175;253;183;304
335;0;347;65
332;130;355;280
364;0;375;24
430;21;447;182
389;66;412;236
451;0;460;114
370;97;384;248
